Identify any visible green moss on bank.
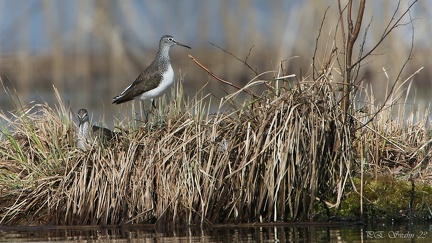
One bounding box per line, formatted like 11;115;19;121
339;175;432;221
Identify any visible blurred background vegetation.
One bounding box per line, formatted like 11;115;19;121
0;0;430;126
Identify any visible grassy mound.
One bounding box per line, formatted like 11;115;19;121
1;73;432;226
0;78;352;225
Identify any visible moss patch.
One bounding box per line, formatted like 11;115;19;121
339;175;432;221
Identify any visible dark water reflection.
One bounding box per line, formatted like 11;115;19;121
0;223;431;242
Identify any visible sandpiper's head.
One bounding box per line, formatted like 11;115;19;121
160;35;191;49
77;109;89;125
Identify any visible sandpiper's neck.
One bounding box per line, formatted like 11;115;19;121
156;45;171;61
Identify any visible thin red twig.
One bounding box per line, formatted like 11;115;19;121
188;55;259;99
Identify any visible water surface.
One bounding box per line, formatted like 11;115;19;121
1;222;431;242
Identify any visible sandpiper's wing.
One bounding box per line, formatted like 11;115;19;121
92;125;118;141
112;63;162;104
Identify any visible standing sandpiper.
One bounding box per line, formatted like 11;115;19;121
112;35;191;108
77;109;117;150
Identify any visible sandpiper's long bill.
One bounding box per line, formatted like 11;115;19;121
112;35;191;107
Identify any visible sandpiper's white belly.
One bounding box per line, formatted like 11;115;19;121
140;64;174;100
78;122;90;150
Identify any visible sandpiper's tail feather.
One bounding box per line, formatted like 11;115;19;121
112;83;140;104
113;79;146;104
112;94;134;104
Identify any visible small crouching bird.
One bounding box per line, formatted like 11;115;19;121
77;109;118;150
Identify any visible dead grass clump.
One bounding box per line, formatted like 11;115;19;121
125;78;349;225
1;77;353;225
353;82;432;181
